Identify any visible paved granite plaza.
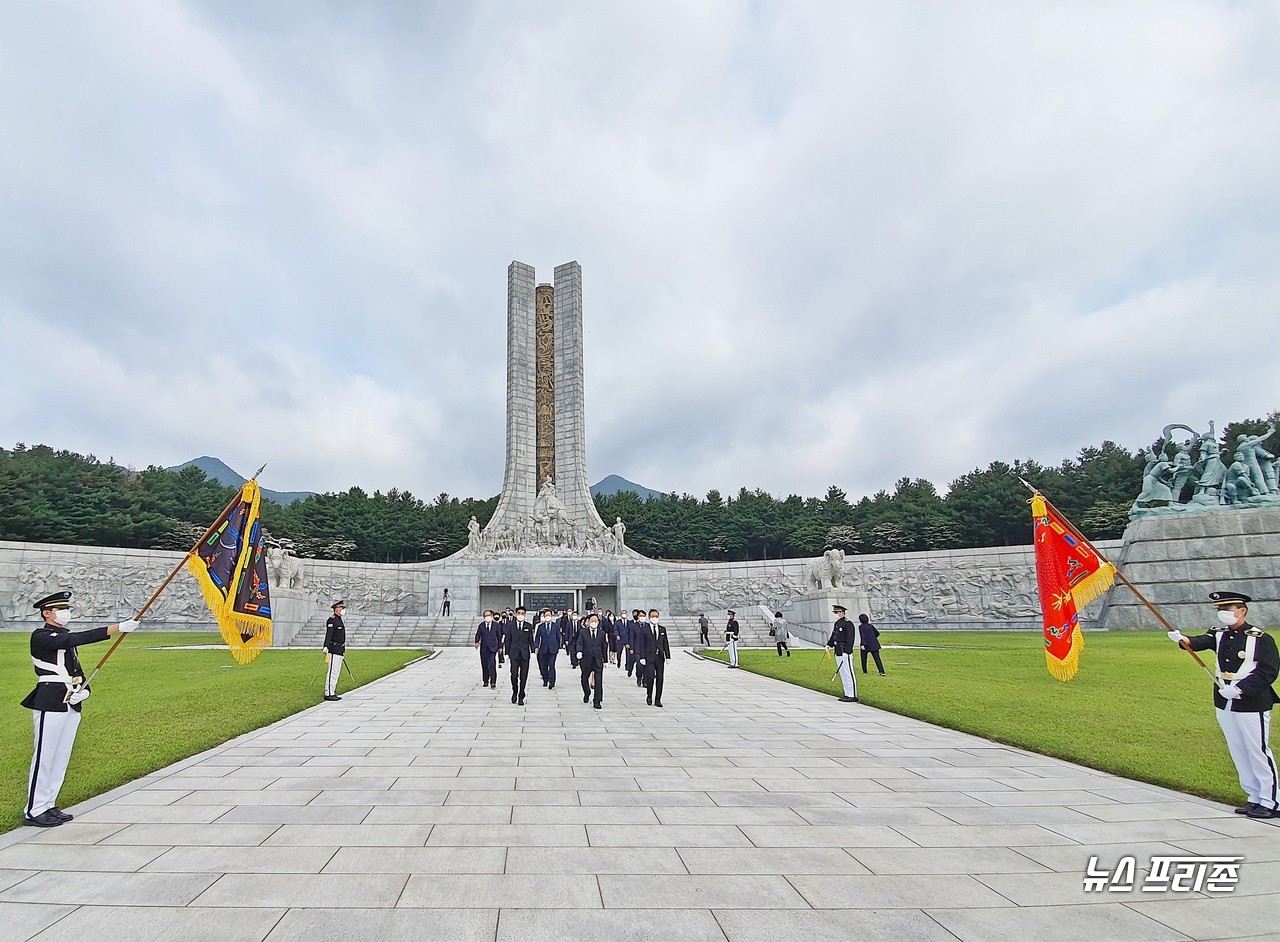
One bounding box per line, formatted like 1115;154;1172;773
2;648;1278;942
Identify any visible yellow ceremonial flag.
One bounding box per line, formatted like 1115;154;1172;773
187;481;273;664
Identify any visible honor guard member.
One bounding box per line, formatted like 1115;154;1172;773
474;610;502;688
322;601;347;701
1168;591;1278;819
506;606;535;705
725;611;741;668
576;611;610;709
535;609;560;689
23;591;138;827
638;609;672;707
827;605;859;702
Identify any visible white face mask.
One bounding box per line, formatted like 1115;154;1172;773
53;609;71;627
484;617;492;623
638;616;648;623
1217;609;1239;626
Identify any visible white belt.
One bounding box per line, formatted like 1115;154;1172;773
32;655;78;685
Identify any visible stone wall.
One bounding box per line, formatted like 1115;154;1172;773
1098;506;1280;630
664;541;1119;633
1;533;1145;640
0;539;432;635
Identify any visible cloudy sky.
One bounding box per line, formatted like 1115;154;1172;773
3;1;1278;504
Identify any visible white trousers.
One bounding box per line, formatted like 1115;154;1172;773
325;654;344;696
27;709;81;817
728;638;739;667
836;653;858;699
1216;708;1278;810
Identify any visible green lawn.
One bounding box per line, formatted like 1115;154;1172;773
1;633;423;833
705;631;1253;806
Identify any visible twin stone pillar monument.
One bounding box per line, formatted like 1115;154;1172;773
438;261;669;617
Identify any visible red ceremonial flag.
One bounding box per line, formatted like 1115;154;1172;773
1031;492;1117;681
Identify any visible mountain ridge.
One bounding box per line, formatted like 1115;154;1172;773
169;458;662;505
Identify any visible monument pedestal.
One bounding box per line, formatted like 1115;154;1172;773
786;589;871;646
271;588;316;648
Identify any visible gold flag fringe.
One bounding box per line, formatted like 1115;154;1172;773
186;555;272;664
1046;626;1085;682
1071;562;1116;611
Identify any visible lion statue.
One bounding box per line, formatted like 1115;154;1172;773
266;544;305;590
808;549;845;590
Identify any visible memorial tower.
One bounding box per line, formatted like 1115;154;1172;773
465;261;619;558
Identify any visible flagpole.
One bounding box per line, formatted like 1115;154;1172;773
84;464;267;686
1017;476;1221;688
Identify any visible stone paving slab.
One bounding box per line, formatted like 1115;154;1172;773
2;647;1277;941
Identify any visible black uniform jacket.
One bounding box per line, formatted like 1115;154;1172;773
1187;624;1280;712
323;615;346;656
724;618;740;641
576;625;613;670
828;617;858;656
505;620;535;664
21;625;111;713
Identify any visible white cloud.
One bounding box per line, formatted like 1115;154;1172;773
1;0;1278;507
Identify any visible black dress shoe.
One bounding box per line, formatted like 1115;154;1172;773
646;697;652;705
1235;803;1258;815
324;695;341;701
549;684;555;690
838;696;856;702
593;703;602;710
654;702;663;708
50;808;73;821
1246;804;1279;819
23;810;63;827
584;694;590;703
518;696;525;706
511;693;517;704
543;681;548;687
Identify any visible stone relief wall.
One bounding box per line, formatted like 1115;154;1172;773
1;536;1126;633
0;540;430;630
665;541;1121;629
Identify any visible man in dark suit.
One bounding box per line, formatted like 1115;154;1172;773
636;608;672;707
497;608;513;669
474;610;502;688
534;608;560;689
560;610;578;669
575;611;610;709
505;606;535;705
620;609;637;679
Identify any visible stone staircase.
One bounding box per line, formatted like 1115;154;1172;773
289;613;785;649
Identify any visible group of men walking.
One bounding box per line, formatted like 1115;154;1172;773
474;606;671;709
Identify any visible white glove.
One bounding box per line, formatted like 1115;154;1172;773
68;686;90;705
1166;630;1185;644
117;619;140;633
1221;683;1243;700
639;659;647;665
321;647;328;654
